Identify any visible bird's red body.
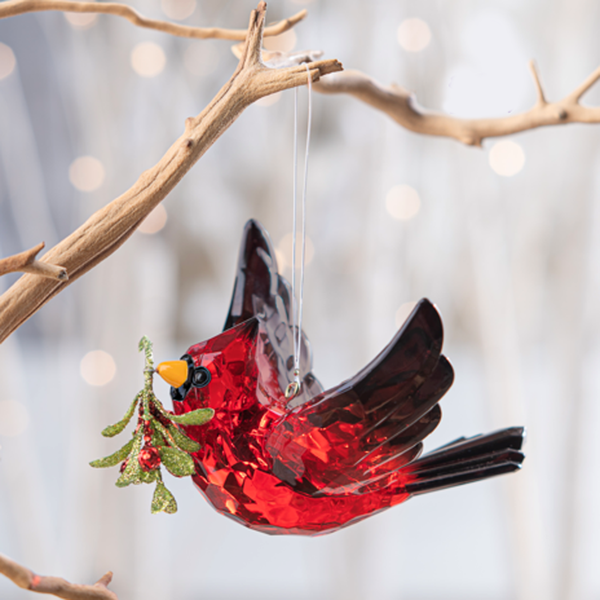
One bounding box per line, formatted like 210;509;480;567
169;220;524;535
174;319;420;535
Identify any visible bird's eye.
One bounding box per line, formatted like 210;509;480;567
192;366;211;388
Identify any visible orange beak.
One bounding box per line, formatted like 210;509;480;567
156;360;189;388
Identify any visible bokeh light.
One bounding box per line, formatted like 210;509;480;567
64;12;98;29
80;350;117;386
0;42;16;80
161;0;196;20
489;140;525;176
397;18;432;52
277;233;315;269
138;204;168;234
0;400;29;437
131;42;166;78
385;185;421;220
69;156;105;192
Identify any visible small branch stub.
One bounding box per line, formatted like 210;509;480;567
0;243;68;281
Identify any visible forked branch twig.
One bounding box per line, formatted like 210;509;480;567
314;61;600;146
0;2;342;344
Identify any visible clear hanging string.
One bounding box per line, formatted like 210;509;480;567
286;65;313;400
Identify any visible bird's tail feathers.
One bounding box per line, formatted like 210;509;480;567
401;426;525;495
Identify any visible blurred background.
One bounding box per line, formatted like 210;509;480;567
1;0;599;598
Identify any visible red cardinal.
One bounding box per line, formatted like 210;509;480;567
157;220;524;535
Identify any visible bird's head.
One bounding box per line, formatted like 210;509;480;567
156;318;261;414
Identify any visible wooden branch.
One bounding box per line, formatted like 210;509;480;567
0;242;68;281
313;61;600;146
0;0;307;40
0;2;342;344
0;552;117;600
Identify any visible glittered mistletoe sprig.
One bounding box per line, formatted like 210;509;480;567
90;336;213;514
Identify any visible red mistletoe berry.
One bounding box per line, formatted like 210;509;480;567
119;459;129;473
138;445;160;471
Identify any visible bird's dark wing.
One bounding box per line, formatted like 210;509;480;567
265;299;452;495
224;219;323;404
398;427;525;495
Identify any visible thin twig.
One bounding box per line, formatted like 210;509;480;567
528;60;547;105
0;242;68;281
0;2;342;344
313;63;600;146
568;65;600;102
0;552;117;600
0;0;307;40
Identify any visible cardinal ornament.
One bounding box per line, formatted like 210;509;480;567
155;220;525;535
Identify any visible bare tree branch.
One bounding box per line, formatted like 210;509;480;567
313;63;600;146
0;242;67;281
0;552;117;600
0;0;307;40
0;2;342;344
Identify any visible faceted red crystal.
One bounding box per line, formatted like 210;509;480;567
138;445;160;472
173;319;422;535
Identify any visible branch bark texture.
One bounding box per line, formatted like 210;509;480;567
0;2;341;344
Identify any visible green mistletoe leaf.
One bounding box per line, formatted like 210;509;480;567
159;446;196;477
166;423;201;453
115;460;144;488
115;434;143;487
151;427;166;448
154;419;201;454
168;408;214;426
151;481;177;514
139;467;159;484
101;395;140;438
90;438;135;469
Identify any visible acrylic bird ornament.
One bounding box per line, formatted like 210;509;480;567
156;220;525;535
